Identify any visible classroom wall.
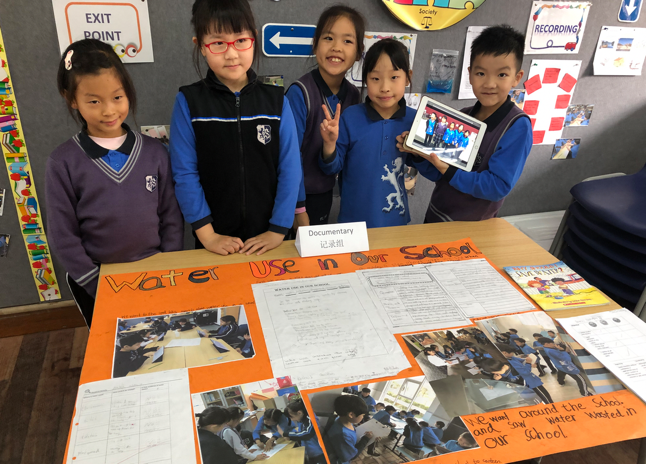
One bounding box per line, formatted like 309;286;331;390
1;0;645;308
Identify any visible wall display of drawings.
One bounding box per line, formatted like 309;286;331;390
523;59;581;145
346;32;417;87
593;26;646;76
524;2;592;55
0;26;61;301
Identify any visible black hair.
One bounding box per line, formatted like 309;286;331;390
361;388;371;394
221;315;237;324
285;400;309;423
57;39;137;128
361;38;411;88
376;402;385;408
551;278;566;283
547;330;556;334
459;432;478;448
420;421;430;427
495;343;517;354
533;333;542;338
385;405;396;412
508;328;518;333
179;318;188;323
334;394;368;417
405;417;421;431
410;409;420;415
479;357;507;373
537;337;554;345
263;408;284;424
435;421;446;428
240;327;250;336
190;0;258;78
312;5;365;61
120;333;144;348
197;406;230;428
470;24;525;71
516;338;526;344
226;406;245;422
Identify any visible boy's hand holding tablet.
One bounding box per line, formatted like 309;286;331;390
396;131;450;175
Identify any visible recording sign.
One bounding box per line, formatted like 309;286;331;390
52;0;154;63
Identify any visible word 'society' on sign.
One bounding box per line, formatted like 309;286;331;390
52;0;154;63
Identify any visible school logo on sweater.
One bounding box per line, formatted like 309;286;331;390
256;125;271;145
381;158;406;216
145;175;158;192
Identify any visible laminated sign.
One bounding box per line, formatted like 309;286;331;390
382;0;486;31
525;2;592;55
52;0;154;63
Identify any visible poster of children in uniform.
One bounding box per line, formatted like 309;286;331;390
409;103;481;169
509;89;526;110
564;104;593;126
551;138;581;160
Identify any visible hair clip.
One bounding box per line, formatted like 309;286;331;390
64;50;74;71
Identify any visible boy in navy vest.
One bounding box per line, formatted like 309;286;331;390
397;25;532;222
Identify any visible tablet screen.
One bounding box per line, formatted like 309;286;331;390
408;99;484;170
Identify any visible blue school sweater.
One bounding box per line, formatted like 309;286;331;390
431;427;444;441
422;426;441;445
444;440;466;452
426;119;436;135
252;414;292;440
443;129;456;145
519;344;538;355
327;418;364;464
544;347;580;374
284;416;324;459
361;394;377;412
403;425;424;448
319;98;434;228
508;356;543;389
372;410;393;426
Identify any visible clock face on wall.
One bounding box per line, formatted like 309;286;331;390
382;0;486;31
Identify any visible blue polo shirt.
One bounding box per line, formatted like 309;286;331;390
319;98;435;228
422;426;441;445
361;394;377;412
431;427;444;441
372;410;393;426
519;344;538;355
252;414;292;440
444;440;465;452
544;347;580;374
508;356;542;389
327;418;360;464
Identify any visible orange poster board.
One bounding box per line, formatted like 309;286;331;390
69;238;646;464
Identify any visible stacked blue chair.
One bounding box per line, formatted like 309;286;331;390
549;164;646;318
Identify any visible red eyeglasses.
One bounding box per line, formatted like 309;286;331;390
203;38;255;55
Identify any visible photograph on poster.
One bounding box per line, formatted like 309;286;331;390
509;89;526;109
618;37;634;51
551;138;581;160
308;377;479;462
564;105;594;126
191;377;321;463
113;306;253;377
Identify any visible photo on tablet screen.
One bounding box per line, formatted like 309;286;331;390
407;98;484;170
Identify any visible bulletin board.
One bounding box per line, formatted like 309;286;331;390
0;0;644;309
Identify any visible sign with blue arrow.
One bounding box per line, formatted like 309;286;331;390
262;23;315;57
619;0;643;22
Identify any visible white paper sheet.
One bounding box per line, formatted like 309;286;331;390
165;338;202;347
524;2;591;55
557;308;646;403
356;267;472;334
249;443;287;458
65;369;195;464
524;59;582;145
593;26;646;75
356;418;392;445
458;26;487;100
423;259;536;318
252;274;410;390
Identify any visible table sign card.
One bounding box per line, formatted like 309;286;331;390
295;222;369;258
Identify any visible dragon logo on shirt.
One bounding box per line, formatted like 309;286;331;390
145;175;158;193
257;125;271;145
381;158;406;216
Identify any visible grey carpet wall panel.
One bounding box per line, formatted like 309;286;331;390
0;0;644;307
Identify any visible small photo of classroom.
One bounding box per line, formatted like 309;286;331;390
509;89;526;109
476;311;599;403
564;104;594;127
551;138;581;160
403;328;546;415
308;377;479;463
409;103;480;167
192;377;324;464
112;305;253;378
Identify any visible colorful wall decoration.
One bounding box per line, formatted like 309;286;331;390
0;26;61;301
382;0;487;31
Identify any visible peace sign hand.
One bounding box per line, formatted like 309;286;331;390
320;103;342;157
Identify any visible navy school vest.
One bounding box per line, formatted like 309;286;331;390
426;98;529;222
180;70;283;240
288;70;360;194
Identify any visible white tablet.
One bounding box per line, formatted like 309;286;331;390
405;96;487;172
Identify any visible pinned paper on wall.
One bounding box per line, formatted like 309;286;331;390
525;59;581;145
458;26;487;100
593;26;646;76
525;2;592;55
509;89;526;109
564;104;594;126
347;32;417;87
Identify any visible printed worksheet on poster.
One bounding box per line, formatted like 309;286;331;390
458;26;487;100
356;267;472;334
65;369;196;464
524;60;581;145
593;26;646;76
252;274;410;390
557;308;646;403
423;259;536;318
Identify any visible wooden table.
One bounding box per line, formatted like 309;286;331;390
126;327;244;376
263;438;305;463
